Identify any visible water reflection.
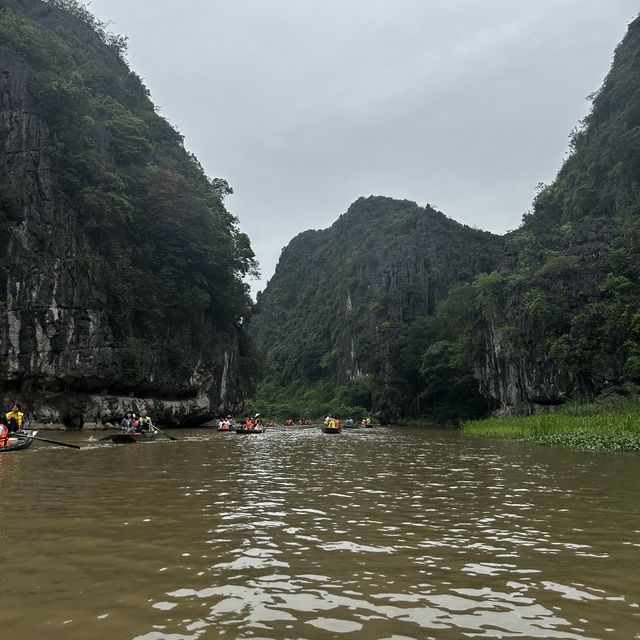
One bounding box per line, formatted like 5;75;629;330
1;427;639;639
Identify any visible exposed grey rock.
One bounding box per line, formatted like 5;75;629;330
0;10;248;426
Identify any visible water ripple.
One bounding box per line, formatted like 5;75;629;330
1;427;639;639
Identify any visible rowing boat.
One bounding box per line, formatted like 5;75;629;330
0;432;37;452
322;426;341;434
103;431;158;444
235;427;264;434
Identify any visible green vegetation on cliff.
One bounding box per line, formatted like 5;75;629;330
0;0;257;399
250;197;502;422
251;13;640;424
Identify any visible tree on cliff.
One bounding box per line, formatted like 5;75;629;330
0;0;258;416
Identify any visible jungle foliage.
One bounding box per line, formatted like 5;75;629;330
251;13;640;423
250;197;503;422
0;0;258;391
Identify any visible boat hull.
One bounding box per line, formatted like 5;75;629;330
322;427;341;434
0;436;34;452
107;432;158;444
235;428;264;434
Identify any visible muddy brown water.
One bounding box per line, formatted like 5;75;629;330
0;427;639;639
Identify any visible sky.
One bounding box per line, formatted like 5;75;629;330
86;0;639;295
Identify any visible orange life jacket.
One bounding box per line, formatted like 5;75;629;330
0;424;9;447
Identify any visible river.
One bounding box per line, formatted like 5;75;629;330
1;426;638;639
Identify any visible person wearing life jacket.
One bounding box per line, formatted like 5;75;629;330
5;403;24;433
0;419;9;447
219;416;234;431
137;409;155;432
245;417;255;430
254;414;263;428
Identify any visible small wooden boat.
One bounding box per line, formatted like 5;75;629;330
322;426;341;434
104;431;158;444
235;427;264;434
0;432;37;452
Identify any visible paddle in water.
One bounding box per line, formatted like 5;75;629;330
18;433;80;450
154;426;178;441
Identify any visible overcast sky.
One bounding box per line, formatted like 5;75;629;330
87;0;638;295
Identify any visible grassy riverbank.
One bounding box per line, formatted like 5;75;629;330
461;400;640;451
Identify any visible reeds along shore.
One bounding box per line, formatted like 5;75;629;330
461;399;640;451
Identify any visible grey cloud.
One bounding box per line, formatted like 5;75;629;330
88;0;639;293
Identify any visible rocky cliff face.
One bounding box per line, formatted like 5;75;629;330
251;197;503;422
0;0;254;427
470;14;640;415
253;14;640;421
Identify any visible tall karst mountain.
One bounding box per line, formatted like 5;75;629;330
252;13;640;422
0;0;257;425
474;12;640;415
251;198;503;423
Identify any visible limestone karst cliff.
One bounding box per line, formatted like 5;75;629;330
0;0;257;426
252;13;640;421
472;12;640;415
251;197;503;423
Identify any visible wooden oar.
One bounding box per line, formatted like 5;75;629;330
19;434;80;449
154;426;178;441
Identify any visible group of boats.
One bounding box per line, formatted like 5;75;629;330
322;417;374;433
0;427;170;453
217;418;375;434
0;417;377;453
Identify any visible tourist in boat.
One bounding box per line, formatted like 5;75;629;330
219;415;235;431
254;414;263;428
0;420;9;448
136;409;155;432
120;411;136;433
5;403;24;433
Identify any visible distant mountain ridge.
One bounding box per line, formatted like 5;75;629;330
251;13;640;422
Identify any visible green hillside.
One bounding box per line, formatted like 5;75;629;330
251;14;640;423
0;0;257;422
